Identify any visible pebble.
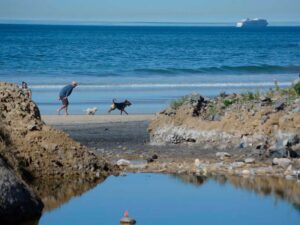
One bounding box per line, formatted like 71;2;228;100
216;152;231;158
242;169;251;175
230;162;245;168
244;158;255;164
116;159;131;166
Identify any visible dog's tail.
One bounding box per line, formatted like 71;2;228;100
112;98;117;103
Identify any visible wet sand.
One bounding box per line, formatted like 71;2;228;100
44;114;241;161
43;114;299;178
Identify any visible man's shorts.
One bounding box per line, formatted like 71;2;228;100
59;97;69;106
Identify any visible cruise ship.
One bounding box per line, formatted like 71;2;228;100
236;18;268;28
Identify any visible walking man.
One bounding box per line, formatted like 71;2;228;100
57;81;78;115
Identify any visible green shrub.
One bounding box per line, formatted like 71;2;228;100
241;91;255;101
208;105;218;115
254;89;261;100
223;99;233;107
294;82;300;95
170;95;189;109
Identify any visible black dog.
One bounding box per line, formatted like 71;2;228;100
108;99;132;115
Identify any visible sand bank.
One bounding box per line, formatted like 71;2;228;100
42;114;155;125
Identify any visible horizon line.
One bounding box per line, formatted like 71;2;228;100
1;19;300;27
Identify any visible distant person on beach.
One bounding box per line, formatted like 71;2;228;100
21;81;32;99
57;81;78;115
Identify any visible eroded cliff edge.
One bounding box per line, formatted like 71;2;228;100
149;84;300;158
0;82;113;223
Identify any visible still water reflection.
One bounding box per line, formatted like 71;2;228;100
28;174;300;225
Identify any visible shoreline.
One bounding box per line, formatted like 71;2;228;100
42;114;155;125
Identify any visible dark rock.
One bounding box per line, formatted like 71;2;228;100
286;148;299;158
260;97;272;106
274;101;285;111
0;158;43;224
269;148;285;158
187;93;206;116
256;144;263;150
151;154;158;160
211;114;222;121
27;124;39;131
186;138;196;143
284;135;299;147
160;108;176;116
146;158;154;163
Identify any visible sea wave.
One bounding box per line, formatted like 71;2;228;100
134;65;300;75
30;82;291;89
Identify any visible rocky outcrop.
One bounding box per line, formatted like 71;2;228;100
149;88;300;157
0;82;112;180
0;82;115;223
0;158;43;224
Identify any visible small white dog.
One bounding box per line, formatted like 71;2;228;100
84;107;98;115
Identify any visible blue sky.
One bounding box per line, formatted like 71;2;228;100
0;0;300;23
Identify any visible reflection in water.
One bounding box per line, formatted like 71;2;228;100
220;175;300;211
33;177;106;212
170;174;207;187
22;173;300;225
21;176;106;225
173;173;300;211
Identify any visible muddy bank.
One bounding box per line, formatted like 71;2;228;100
52;121;230;161
0;82;112;180
51;120;300;180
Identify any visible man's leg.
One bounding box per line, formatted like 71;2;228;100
64;98;69;115
57;105;66;114
57;98;68;115
64;106;69;115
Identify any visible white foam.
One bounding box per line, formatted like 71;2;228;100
30;82;291;89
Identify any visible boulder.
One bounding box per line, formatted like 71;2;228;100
272;158;291;168
0;158;43;224
116;159;131;166
274;101;285;111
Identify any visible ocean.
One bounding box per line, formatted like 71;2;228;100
0;24;300;114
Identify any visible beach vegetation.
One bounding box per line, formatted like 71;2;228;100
170;95;189;110
240;90;261;103
223;99;234;107
208;105;218;115
294;82;300;95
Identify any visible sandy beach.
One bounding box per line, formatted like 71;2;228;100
42;114;155;125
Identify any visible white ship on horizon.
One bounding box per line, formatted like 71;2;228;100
236;18;268;28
